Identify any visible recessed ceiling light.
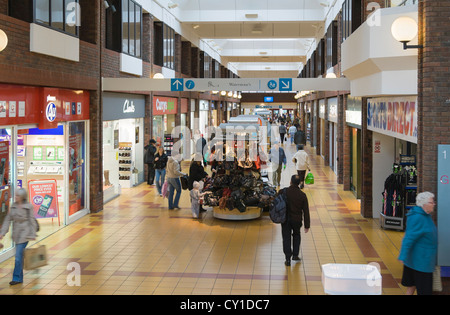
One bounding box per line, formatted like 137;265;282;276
192;24;200;29
168;3;178;9
245;14;258;19
259;52;268;55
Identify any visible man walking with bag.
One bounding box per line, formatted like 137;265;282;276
281;175;310;266
292;144;310;189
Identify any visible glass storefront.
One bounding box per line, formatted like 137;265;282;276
0;122;89;257
0;84;90;260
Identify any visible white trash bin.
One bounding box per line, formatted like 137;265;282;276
322;263;382;295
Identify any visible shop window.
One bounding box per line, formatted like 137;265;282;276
106;0;142;58
341;0;362;43
15;0;81;37
0;128;13;255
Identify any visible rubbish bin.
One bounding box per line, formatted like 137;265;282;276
321;263;382;295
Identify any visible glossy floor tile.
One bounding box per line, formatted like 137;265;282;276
0;144;407;295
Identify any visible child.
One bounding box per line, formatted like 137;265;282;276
190;181;205;219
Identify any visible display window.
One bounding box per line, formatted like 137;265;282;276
0;84;90;259
102;118;144;202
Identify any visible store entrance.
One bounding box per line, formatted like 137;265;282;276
0;122;88;252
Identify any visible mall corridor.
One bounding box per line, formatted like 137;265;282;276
0;143;406;295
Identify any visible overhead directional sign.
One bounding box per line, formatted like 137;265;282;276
171;78;184;91
103;77;351;93
279;78;292;91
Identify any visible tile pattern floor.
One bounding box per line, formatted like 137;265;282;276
0;144;407;295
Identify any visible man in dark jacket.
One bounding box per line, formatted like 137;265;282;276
281;175;310;266
144;139;157;185
294;128;306;148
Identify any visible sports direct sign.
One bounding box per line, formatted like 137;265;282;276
367;96;418;143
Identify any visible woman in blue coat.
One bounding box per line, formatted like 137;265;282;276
398;191;438;295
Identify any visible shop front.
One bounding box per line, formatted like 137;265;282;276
0;84;90;260
319;99;326;159
346;96;363;199
153;96;178;156
199;100;209;136
368;96;418;228
102;92;145;203
328;97;338;174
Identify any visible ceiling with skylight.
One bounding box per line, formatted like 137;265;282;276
156;0;343;78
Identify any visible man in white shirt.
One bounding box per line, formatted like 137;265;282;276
292;144;310;188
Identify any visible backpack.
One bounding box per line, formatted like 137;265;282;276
294;130;306;145
269;188;287;224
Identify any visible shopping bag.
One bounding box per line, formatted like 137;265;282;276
433;266;443;292
24;245;47;270
305;172;314;185
161;181;169;198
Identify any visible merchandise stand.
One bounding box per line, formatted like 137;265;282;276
380;156;417;231
202;117;276;221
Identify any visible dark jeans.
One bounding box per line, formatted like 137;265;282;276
147;163;155;184
280;133;286;144
281;219;302;261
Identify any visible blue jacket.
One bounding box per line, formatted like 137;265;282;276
398;206;437;273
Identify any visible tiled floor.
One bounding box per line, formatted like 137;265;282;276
0;144;407;295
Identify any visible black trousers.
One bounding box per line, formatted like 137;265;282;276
281;219;302;260
147;163;155;184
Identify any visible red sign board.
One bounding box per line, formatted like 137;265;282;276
153;97;178;115
0;84;89;129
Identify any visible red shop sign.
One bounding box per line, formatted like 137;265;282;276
153;96;178;115
0;84;89;129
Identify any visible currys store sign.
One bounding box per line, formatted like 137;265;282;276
367;96;418;144
153;97;178;115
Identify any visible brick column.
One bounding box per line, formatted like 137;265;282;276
342;95;352;191
360;98;373;218
417;0;450;294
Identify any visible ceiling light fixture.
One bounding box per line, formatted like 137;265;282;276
192;24;200;29
168;3;178;9
245;14;258;19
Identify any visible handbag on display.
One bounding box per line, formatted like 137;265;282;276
305;172;315;185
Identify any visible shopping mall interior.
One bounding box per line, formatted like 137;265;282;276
0;0;449;297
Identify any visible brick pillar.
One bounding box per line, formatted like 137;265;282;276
89;89;103;213
337;94;345;185
181;41;192;76
191;47;200;78
342;95;352;191
360;98;373;218
418;0;450;294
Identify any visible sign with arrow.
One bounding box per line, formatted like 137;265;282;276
171;79;184;91
279;78;292;91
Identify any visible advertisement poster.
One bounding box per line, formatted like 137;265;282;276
0;141;10;188
69;133;82;215
28;180;59;219
0;187;10;229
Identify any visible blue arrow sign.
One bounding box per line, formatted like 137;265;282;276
171;79;184;91
185;80;195;90
279;78;292;91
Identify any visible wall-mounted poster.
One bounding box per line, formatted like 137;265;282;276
46;147;56;161
0;141;9;187
57;146;64;161
33;146;43;160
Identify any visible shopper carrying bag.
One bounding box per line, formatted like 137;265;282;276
0;188;39;285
